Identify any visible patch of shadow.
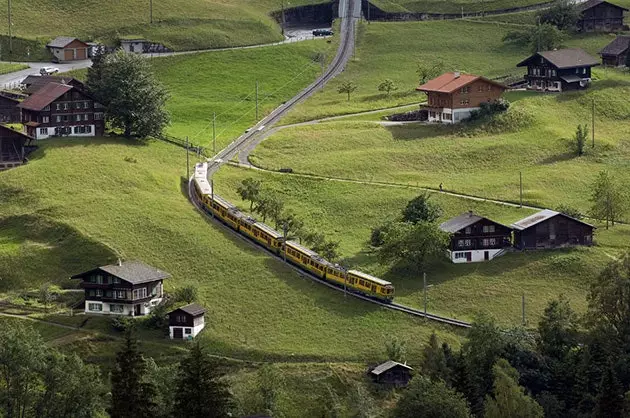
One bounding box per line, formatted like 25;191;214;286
538;151;579;165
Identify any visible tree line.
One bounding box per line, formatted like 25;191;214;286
237;178;340;261
392;252;630;418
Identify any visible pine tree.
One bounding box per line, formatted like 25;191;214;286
484;359;544;418
174;342;232;418
109;331;159;418
422;332;448;381
594;362;624;418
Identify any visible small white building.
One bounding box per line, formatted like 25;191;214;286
71;260;169;316
120;38;148;54
46;37;89;62
168;303;206;340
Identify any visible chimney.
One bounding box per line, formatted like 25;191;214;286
454;71;461;78
117;258;122;266
469;210;474;217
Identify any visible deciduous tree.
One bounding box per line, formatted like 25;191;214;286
417;61;444;84
423;332;449;381
484;359;544;418
87;49;170;138
537;295;579;360
503;24;565;53
536;0;580;31
174;342;232;418
402;193;443;224
175;285;198;304
385;336;407;363
589;170;627;229
574;124;588;156
237;178;262;211
337;81;357;101
377;79;398;96
394;376;472;418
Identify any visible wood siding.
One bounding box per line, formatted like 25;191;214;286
0;95;20;123
515;216;594;250
449;219;512;251
578;3;626;32
523;57;594;91
425;79;504;110
168;309;204;327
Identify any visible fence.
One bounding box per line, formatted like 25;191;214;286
156;133;207;156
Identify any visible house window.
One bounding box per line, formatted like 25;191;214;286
56;104;61;111
63;115;69;122
133;287;148;300
113;277;121;284
465;227;471;235
95;274;103;284
75;114;81;122
551;70;556;76
96;289;103;297
460;99;469;105
63;103;69;110
83;114;89;121
460;86;470;94
177;315;187;323
487;85;492;91
75;102;81;109
454;252;467;259
56;116;61;123
87;125;92;133
43;105;50;111
39;127;48;135
42;116;49;123
84;101;89;109
116;290;126;299
110;304;124;313
184;328;192;335
482;225;495;233
88;303;102;312
95;102;104;109
88;289;96;297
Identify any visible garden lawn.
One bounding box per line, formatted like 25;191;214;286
0;138;462;361
0;0;325;56
214;165;630;327
281;20;616;123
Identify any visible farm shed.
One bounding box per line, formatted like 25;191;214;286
577;0;628;32
46;37;89;62
168;303;206;340
511;210;595;250
599;35;630;66
369;360;413;386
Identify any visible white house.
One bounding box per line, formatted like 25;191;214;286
168;303;206;340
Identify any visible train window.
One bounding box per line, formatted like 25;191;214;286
372;285;376;292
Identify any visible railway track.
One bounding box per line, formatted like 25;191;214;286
188;0;472;329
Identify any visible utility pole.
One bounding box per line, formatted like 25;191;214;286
519;171;523;208
592;98;595;148
423;272;427;315
185;136;190;179
367;0;371;23
255;80;259;121
522;293;526;326
8;0;12;54
210;179;214;217
283;223;288;263
344;269;348;297
212;112;216;155
281;0;286;37
150;0;153;24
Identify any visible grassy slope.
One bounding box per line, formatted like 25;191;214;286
215;166;630;326
282;20;617;124
0;0;323;55
371;0;546;13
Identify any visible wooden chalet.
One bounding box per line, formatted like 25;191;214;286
369;361;413;386
21;75;86;95
18;82;105;140
71;260;170;316
517;49;600;92
439;212;512;263
0;93;21;123
168;303;206;340
511;209;595;250
577;0;628;32
0;124;31;171
46;37;90;62
600;35;630;66
416;72;506;123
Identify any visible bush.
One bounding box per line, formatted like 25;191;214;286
145;300;173;331
111;316;135;332
370;224;388;247
468;99;510;121
556;204;584;220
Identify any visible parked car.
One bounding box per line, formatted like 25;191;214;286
313;29;334;37
40;66;60;75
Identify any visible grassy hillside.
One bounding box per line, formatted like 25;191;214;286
282;20;616;123
215;165;629;326
0;0;325;58
371;0;546;13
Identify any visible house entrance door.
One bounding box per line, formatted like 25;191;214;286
484;251;489;261
134;304;141;316
466;252;472;262
173;328;183;339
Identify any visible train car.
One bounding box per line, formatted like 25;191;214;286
239;217;284;252
348;270;394;301
284;241;332;279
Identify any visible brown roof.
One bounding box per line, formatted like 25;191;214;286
0;124;32;141
172;303;206;317
517;48;600;69
46;36;89;48
22;75;85;95
579;0;628;12
417;72;506;94
600;36;630;56
17;83;73;111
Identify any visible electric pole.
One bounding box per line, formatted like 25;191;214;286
283;223;288;263
150;0;153;24
255;80;259;120
592;98;595;148
8;0;12;54
281;0;286;36
423;272;427;315
185;136;190;179
212;112;216;155
519;171;523;208
210;179;214;217
344;268;348;297
522;293;526;326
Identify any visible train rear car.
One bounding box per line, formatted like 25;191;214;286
348;270;394;301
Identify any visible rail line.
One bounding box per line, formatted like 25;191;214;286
187;0;472;329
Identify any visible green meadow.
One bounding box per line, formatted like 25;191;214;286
371;0;546;13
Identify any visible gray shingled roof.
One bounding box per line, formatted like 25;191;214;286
517;48;600;69
579;0;628;12
175;303;206;316
511;209;594;231
370;360;413;376
440;212;483;233
600;36;630;56
72;260;170;284
46;36;79;48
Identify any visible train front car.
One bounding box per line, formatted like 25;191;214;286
193;162;212;208
348;270;394;302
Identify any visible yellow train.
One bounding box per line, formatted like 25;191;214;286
193;163;394;302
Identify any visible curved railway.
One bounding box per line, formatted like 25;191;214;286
187;0;472;329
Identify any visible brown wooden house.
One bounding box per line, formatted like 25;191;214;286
21;75;86;96
0;93;21;123
46;37;90;62
439;212;513;263
577;0;628;32
417;72;506;123
18;82;105;140
0;124;31;171
369;361;413;386
168;303;206;339
511;210;595;250
517;49;600;92
71;260;170;316
600;35;630;66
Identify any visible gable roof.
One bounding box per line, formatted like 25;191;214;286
370;360;413;376
0;124;31;141
517;49;600;69
71;260;171;284
18;83;73;111
417;72;506;94
439;212;510;234
22;75;85;95
600;35;630;56
172;303;206;317
511;209;595;231
579;0;628;12
46;37;88;49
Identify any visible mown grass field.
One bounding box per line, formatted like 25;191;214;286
0;138;462;362
0;0;325;59
0;63;28;75
371;0;546;13
215;165;630;326
282;20;616;123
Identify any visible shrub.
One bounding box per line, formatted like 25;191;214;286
111;316;135;332
556;204;584;220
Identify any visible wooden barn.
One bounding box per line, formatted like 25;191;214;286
0;93;21;123
0;124;31;171
517;48;600;92
577;0;628;32
599;35;630;66
511;210;595;250
369;361;413;386
46;37;90;62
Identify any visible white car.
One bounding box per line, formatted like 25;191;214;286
39;67;60;75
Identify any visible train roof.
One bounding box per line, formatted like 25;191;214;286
348;270;392;286
286;241;335;266
255;222;284;239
